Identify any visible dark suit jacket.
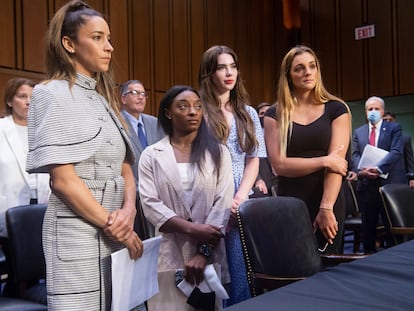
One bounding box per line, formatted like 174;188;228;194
257;157;278;193
120;110;165;189
403;133;414;174
352;120;406;185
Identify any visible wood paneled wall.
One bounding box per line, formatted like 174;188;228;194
0;0;281;116
109;0;281;115
1;0;413;116
301;0;414;101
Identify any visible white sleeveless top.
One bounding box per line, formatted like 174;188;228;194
177;163;195;203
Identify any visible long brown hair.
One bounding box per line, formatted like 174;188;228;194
44;0;122;120
158;85;222;172
198;45;257;154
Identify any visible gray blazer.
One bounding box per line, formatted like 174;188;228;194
121;110;164;188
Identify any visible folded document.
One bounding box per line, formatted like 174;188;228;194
177;264;229;300
357;144;389;179
111;236;162;311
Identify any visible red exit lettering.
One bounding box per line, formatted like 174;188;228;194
355;25;376;40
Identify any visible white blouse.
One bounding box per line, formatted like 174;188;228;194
177;163;195;204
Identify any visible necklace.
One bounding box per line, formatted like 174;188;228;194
170;141;192;146
170;138;192;150
170;142;192;148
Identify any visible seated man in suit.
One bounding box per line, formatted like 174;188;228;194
383;111;414;189
349;96;406;253
120;80;165;239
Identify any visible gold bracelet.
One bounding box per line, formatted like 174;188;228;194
319;207;333;211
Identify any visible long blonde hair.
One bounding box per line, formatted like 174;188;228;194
277;45;348;157
44;0;121;119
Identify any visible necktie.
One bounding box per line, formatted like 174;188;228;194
137;122;148;148
369;125;376;146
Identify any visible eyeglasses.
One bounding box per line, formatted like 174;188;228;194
123;90;148;98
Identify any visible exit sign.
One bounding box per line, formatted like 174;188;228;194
355;24;376;40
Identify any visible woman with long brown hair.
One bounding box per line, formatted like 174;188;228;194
198;45;266;305
139;85;233;310
26;1;143;309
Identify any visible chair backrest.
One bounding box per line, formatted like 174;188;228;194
0;297;47;310
380;184;414;243
343;180;359;216
237;196;321;283
6;204;46;284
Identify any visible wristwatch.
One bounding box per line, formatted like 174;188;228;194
198;244;213;258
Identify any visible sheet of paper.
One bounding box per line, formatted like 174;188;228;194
177;264;229;300
357;144;389;179
111;236;162;311
357;144;389;169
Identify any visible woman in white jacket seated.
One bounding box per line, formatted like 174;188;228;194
0;78;50;236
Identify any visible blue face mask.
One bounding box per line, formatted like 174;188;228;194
367;110;381;124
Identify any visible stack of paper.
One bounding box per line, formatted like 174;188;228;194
357;144;389;179
111;236;162;311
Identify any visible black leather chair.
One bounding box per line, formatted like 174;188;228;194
342;180;363;253
5;204;47;306
0;246;10;283
0;297;47;311
342;180;386;253
237;196;368;296
236;196;321;296
379;184;414;245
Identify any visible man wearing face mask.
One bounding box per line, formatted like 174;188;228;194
349;96;406;253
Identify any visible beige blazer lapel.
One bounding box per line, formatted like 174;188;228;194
154;139;192;214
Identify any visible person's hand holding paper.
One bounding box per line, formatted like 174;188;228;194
357;144;389;179
178;264;229;300
111;236;162;311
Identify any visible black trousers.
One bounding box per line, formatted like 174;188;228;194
133;194;154;240
357;179;390;252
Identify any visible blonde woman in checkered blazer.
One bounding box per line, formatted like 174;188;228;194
26;1;143;310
